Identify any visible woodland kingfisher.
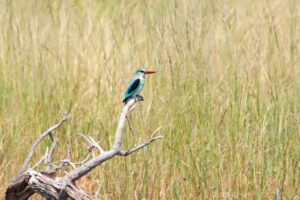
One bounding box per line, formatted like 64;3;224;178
123;68;156;104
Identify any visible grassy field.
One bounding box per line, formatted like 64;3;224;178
0;0;299;199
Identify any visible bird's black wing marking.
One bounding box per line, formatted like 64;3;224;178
127;79;140;94
123;79;141;103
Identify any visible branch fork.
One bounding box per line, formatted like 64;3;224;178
5;98;163;200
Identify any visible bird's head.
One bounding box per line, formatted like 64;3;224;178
135;68;156;76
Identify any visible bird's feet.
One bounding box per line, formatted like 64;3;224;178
134;95;144;102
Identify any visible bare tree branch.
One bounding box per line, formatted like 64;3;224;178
117;136;163;156
46;139;98;172
88;136;104;154
72;145;94;165
17;113;70;177
46;133;57;170
46;162;69;175
64;99;138;182
28;171;94;200
6;98;163;200
30;148;49;171
78;132;105;154
52;159;77;170
112;99;136;151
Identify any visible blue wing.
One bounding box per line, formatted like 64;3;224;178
123;78;140;103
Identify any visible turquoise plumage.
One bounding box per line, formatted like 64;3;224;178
123;68;155;104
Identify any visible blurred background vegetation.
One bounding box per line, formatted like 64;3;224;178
0;0;299;199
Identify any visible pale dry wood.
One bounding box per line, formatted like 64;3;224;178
46;133;57;170
117;136;163;156
30;148;49;171
18;113;70;177
6;98;163;199
28;171;94;200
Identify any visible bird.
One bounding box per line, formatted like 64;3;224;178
123;68;156;104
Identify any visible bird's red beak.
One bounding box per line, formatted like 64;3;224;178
145;70;156;74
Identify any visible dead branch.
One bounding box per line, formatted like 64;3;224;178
46;133;57;170
18;113;70;177
30;148;49;171
5;98;163;200
117;136;163;156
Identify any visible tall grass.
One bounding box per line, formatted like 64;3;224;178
0;0;299;199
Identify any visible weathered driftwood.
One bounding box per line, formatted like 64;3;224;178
5;99;163;200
